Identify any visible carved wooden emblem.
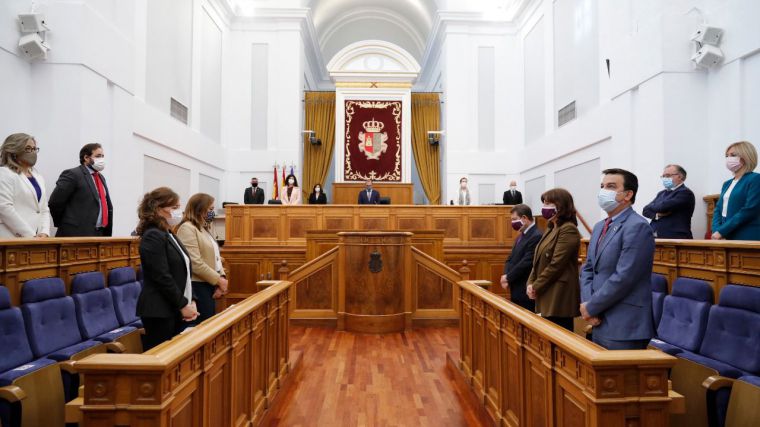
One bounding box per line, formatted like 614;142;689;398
369;250;383;273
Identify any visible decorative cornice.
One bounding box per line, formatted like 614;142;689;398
327;40;421;84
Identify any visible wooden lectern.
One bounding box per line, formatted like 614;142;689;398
338;231;412;333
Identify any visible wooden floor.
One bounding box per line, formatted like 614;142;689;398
264;326;484;427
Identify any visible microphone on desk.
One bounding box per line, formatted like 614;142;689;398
450;200;454;205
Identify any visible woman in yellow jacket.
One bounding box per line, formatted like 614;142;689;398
176;193;228;325
526;188;581;332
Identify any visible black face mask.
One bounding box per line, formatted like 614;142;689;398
251;182;258;188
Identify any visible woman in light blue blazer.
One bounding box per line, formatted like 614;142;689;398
712;141;760;241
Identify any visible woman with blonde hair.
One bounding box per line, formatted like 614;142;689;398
136;187;199;350
712;141;760;240
176;193;228;325
0;133;50;238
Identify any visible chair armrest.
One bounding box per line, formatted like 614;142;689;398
0;385;27;402
702;375;735;391
106;341;126;353
59;360;78;374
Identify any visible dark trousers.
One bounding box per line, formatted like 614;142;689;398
189;281;217;326
592;336;650;350
545;316;574;332
141;316;181;351
511;298;535;312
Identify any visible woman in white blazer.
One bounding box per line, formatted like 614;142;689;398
280;174;302;205
0;133;51;238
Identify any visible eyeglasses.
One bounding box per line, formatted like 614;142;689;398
24;147;40;153
661;174;679;178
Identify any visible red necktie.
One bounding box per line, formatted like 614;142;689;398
595;218;612;252
93;172;109;227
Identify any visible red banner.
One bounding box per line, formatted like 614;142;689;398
344;100;402;182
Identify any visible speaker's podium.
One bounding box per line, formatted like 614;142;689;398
338;231;412;333
332;183;413;204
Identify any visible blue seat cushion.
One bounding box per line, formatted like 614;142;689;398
21;278;66;303
649;338;685;355
108;267;136;286
93;326;137;343
109;282;141;326
738;375;760;388
72;288;121;339
45;340;102;361
651;274;668;293
0;306;35;374
677;350;751;379
656;295;711;352
671;277;713;302
698;304;760;374
71;271;106;294
719;284;760;313
0;358;56;387
130;319;143;328
21;295;85;358
0;286;10;309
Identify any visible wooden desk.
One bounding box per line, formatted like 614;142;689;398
332;182;413;204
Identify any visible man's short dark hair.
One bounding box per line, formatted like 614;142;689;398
251;177;258;180
602;168;638;203
79;143;102;164
510;204;533;219
666;164;687;179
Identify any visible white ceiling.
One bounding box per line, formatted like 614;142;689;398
309;0;437;62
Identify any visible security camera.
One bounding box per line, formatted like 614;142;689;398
19;13;49;33
691;44;723;68
691;25;723;46
427;131;444;146
18;33;49;60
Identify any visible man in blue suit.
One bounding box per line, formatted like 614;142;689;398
358;179;381;204
580;168;655;350
642;164;695;239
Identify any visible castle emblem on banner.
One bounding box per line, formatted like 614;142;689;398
358;118;389;160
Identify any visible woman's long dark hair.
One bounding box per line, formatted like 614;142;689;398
136;187;179;235
541;188;578;226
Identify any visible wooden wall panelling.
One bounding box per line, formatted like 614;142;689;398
454;281;677;427
0;238;139;306
75;281;294;427
331;183;414;205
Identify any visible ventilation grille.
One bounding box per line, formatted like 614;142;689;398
558;101;576;127
170;98;188;124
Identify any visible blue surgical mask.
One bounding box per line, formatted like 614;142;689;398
597;189;620;213
661;177;674;190
206;210;216;222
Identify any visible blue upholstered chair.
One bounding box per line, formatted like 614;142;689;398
71;272;140;353
107;267;143;328
20;277;104;402
672;284;760;427
649;277;712;355
651;273;668;328
0;286;64;427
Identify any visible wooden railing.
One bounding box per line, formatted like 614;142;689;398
580;239;760;300
0;237;140;305
454;281;677;427
74;280;293;427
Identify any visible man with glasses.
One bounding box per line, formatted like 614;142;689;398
49;143;113;236
642;164;695;239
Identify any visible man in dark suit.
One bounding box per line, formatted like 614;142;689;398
244;177;265;204
48;143;113;237
500;204;542;311
358;179;380;204
642;164;695;238
580;168;655;350
502;180;523;205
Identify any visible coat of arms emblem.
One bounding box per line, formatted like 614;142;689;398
358;118;389;160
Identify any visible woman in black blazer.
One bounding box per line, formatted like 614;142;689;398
136;187;199;350
308;183;327;204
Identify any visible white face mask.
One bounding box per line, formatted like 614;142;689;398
315;187;321;193
167;209;183;226
288;179;294;185
726;156;742;172
92;157;106;172
598;189;621;213
510;186;516;191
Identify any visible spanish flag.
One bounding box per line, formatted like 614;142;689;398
273;165;279;200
